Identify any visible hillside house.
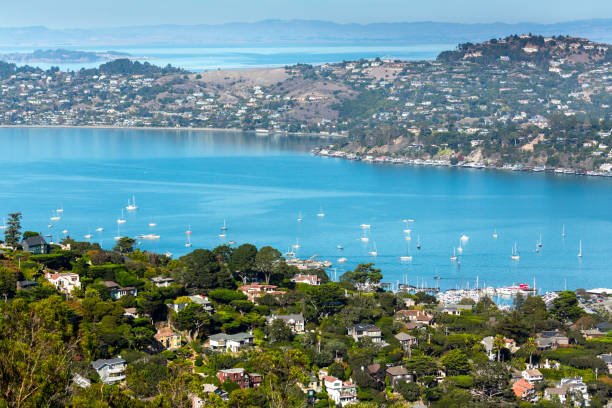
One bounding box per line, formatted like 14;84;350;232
208;332;254;352
22;235;50;254
266;314;305;334
348;324;382;344
91;357;126;384
217;368;262;389
45;271;81;294
322;375;357;406
154;327;181;350
100;281;138;300
513;378;535;400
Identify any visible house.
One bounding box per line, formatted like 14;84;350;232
123;307;138;318
348;324;382;343
22;235;50;254
189;295;214;313
266;314;305;334
16;280;39;291
362;364;385;390
100;281;138;300
522;368;543;383
72;373;91;389
91;357;126;384
544;377;590;406
395;310;434;325
323;375;357;406
149;276;174;287
595;322;612;333
167;302;188;313
435;304;473;315
581;328;605;340
513;378;535;400
598;354;612;374
536;331;569;350
291;274;321;285
217;368;262;389
45;271;81;294
238;283;286;302
395;332;418;351
154;327;182;350
481;336;519;360
297;372;322;395
403;298;416;307
208;332;254;352
386;365;413;389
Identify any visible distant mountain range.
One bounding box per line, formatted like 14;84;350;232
0;49;132;63
1;19;611;48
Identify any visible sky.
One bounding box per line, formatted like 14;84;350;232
2;0;611;28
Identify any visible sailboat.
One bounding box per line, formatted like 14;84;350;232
96;227;104;232
493;229;498;239
537;233;543;248
218;232;226;238
116;209;126;224
292;238;301;250
337;244;344;250
368;242;378;257
56;205;64;214
114;224;121;241
450;247;457;262
126;196;138;211
403;229;411;234
360;231;369;242
149;222;157;228
50;210;61;222
416;234;421;250
0;217;6;230
460;234;469;243
297;212;303;222
220;220;228;231
510;243;520;260
284;247;296;258
61;229;68;234
84;231;92;240
185;225;192;235
578;240;583;258
457;241;463;254
316;207;325;217
562;225;566;238
360;223;371;229
338;257;347;263
185;234;192;248
535;241;540;253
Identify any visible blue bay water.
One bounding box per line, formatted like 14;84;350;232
0;44;453;71
1;127;611;293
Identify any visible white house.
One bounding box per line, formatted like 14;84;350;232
544;377;590;406
149;276;174;287
323;375;357;406
45;272;81;294
266;314;305;334
348;324;382;343
291;274;321;285
91;357;126;384
522;369;543;383
208;332;254;352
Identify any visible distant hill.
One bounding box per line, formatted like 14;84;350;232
1;19;611;48
0;49;131;63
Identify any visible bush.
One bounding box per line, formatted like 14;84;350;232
396;381;421;401
445;375;474;388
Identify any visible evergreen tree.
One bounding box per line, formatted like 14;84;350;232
4;212;22;247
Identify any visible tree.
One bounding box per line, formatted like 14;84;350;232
113;236;136;253
551;291;584;322
524;337;537;366
4;212;22;247
472;360;509;399
229;244;257;284
396;381;421;402
179;249;233;291
266;319;292;344
174;304;211;342
404;355;439;377
22;231;40;240
340;263;382;288
440;349;471;376
493;334;506;362
255;246;281;285
0;267;17;300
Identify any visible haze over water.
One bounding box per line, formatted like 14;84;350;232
1;127;610;293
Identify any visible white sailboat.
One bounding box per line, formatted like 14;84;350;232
126;196;138;211
218;232;226;238
114;224;121;241
360;231;369;242
510;243;520;260
562;225;566;238
297;212;303;222
338;257;347;263
403;229;411;234
292;238;300;250
537;233;543;248
84;231;92;240
368;242;378;257
149;222;157;228
185;225;192;235
416;234;421;250
460;234;469;243
185;234;192;248
316;207;325;217
56;205;64;214
50;210;61;222
337;244;344;250
61;229;68;234
284;247;296;258
450;247;457;262
96;227;104;232
493;229;498;239
360;223;371;229
221;219;228;231
578;240;583;258
117;209;126;224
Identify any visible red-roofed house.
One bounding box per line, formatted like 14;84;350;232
513;378;535;400
238;283;286;302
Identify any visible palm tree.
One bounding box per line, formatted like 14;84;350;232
525;337;537;367
493;334;506;362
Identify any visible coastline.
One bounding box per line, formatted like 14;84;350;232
313;148;612;179
0;124;347;139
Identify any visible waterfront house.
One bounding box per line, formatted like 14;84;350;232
45;271;81;294
217;368;262;389
208;332;254;352
513;378;535;400
322;375;357;406
266;314;305;334
348;323;382;344
149;276;174;287
154;326;182;350
394;332;418;351
100;281;138;300
385;365;413;389
91;357;126;384
22;235;50;254
291;274;321;285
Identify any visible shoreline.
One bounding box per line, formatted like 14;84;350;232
313;149;612;179
0;124;347;139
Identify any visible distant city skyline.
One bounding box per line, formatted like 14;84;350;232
1;0;610;28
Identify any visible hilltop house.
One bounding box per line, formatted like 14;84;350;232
217;368;262;389
16;280;39;291
45;271;81;294
435;304;473;315
189;295;214;313
208;332;254;352
91;357;126;384
348;324;382;344
522;369;543;383
266;314;305;334
22;235;50;254
100;281;138;300
598;354;612;374
154;327;181;350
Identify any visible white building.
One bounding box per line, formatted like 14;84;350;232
266;314;305;334
45;272;81;294
91;357;126;384
522;369;544;383
208;332;254;352
323;375;357;406
347;324;382;343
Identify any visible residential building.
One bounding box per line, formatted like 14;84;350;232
167;302;189;313
544;377;590;406
149;276;174;287
394;332;418;351
16;280;39;291
513;378;535;400
266;314;305;334
598;354;612;374
435;304;473;315
208;332;254;352
238;283;286;302
291;274;321;285
123;307;138;318
189;295;214;313
45;271;81;294
481;336;520;360
22;235;50;254
217;368;262;389
386;365;413;389
347;324;382;343
522;369;543;383
91;357;126;384
323;375;357;406
154;327;182;350
536;331;569;350
100;281;138;300
394;309;434;325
